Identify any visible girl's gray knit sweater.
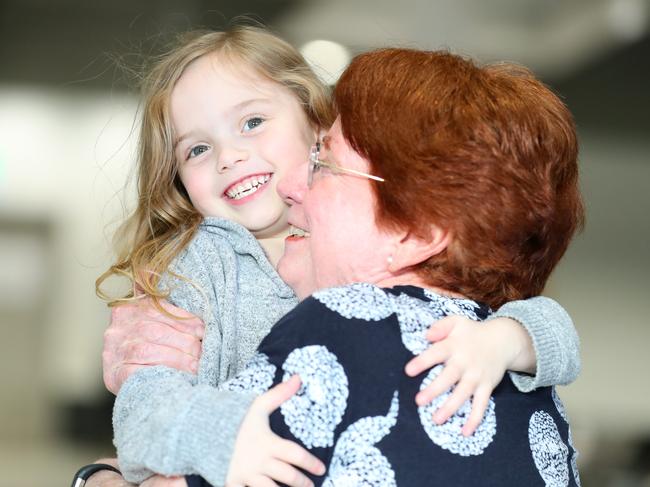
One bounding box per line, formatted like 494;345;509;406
113;217;580;486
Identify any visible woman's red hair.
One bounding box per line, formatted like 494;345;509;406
335;48;584;308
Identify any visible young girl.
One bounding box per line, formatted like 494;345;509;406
96;26;580;487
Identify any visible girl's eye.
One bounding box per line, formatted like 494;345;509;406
242;117;265;132
188;145;209;159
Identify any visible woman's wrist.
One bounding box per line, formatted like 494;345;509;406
72;462;124;487
82;469;128;487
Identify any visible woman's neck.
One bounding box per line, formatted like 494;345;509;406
375;272;466;300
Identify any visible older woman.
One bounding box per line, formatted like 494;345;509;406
201;48;583;487
89;47;582;487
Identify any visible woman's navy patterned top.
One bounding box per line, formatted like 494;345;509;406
187;283;580;487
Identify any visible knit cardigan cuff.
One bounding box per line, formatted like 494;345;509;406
489;296;580;393
115;366;256;487
183;388;255;487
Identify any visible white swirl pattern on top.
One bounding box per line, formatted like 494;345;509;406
313;283;394;321
529;410;569;487
218;285;577;485
389;292;443;355
418;365;497;456
218;352;276;395
422;290;481;321
568;429;581;487
323;391;400;487
390;291;479;355
553;388;581;486
552;388;568;423
314;284;497;457
280;345;349;448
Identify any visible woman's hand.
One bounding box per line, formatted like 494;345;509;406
83;472;134;487
226;376;326;487
103;298;205;394
405;315;533;436
140;475;187;487
84;472;184;487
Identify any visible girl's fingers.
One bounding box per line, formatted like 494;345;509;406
415;362;459;405
405;344;449;377
431;377;475;425
274;438;326;476
426;316;457;342
462;386;492;437
257;376;302;413
266;459;314;487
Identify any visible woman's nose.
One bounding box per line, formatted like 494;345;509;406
277;159;308;205
217;146;248;173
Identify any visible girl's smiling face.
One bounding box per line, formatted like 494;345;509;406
171;53;317;239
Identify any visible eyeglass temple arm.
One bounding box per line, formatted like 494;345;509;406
321;160;385;182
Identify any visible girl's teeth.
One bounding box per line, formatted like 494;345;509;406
226;174;271;200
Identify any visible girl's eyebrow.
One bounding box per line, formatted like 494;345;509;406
174;131;198;151
230;98;272;114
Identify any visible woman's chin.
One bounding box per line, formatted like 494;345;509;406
277;254;316;299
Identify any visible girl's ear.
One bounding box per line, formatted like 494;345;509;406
388;224;451;273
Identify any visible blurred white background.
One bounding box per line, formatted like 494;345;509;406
0;0;649;485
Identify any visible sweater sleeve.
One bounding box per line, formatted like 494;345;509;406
113;232;250;486
114;366;255;486
490;296;581;392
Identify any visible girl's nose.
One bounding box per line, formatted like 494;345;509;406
217;146;248;173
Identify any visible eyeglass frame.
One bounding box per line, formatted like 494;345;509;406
308;142;385;188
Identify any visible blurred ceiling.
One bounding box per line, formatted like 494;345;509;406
279;0;649;76
0;0;300;88
0;0;648;131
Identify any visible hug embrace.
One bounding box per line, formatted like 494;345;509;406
90;25;583;487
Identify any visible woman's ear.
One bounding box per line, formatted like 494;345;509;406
311;125;327;143
388;224;451;273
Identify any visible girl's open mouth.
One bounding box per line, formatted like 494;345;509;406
223;173;272;202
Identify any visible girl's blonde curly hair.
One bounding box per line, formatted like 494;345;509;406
96;25;334;306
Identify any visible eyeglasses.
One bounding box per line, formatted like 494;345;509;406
308;142;385;188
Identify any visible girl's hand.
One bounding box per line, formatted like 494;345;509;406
103;298;205;394
226;376;326;487
404;315;533;436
